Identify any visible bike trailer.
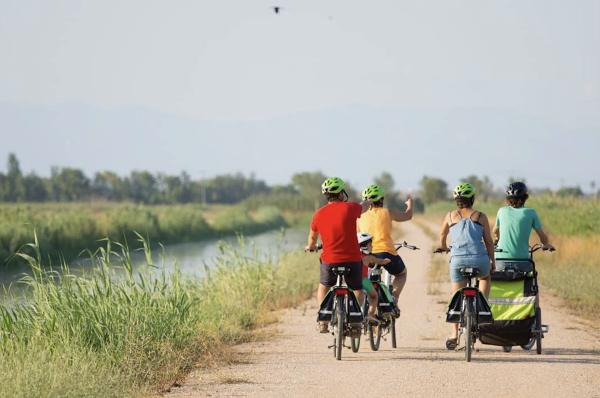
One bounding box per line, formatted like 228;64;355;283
446;289;494;325
317;289;363;324
479;260;537;346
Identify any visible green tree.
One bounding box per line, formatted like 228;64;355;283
462;175;494;201
92;171;127;200
49;167;91;201
6;153;26;201
291;171;327;209
419;176;448;204
23;173;49;201
128;171;158;204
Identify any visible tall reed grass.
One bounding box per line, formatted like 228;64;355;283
0;203;287;265
0;235;316;397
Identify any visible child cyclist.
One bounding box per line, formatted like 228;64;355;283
494;182;555;258
306;177;372;333
357;233;391;324
358;184;413;317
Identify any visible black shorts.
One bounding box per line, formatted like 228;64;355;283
319;261;362;290
372;252;406;275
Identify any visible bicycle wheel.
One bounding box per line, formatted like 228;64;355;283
535;307;542;355
368;321;382;351
464;297;473;362
502;346;512;353
390;317;397;348
351;333;360;352
362;295;369;335
335;295;344;360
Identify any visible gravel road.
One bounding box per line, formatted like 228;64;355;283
166;221;600;398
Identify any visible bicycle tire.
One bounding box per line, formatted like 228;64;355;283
335;295;344;360
502;346;512;353
368;321;382;351
351;333;360;352
465;296;473;362
535;307;542;355
390;317;397;348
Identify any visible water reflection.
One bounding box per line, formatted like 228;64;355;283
0;228;306;299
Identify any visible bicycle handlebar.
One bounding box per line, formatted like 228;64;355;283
394;241;420;251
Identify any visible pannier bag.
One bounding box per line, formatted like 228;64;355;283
446;289;494;325
479;264;537;346
317;290;364;324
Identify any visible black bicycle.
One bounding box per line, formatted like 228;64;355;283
434;248;489;362
310;244;362;360
363;241;418;351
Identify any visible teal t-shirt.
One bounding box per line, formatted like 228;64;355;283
495;206;542;259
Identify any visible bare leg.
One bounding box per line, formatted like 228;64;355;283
478;275;491;298
450;280;467;338
353;290;364;306
367;290;378;318
317;283;329;307
392;269;407;301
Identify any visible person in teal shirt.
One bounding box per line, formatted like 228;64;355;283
494;182;555;259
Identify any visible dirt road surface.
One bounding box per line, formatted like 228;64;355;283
166;222;600;398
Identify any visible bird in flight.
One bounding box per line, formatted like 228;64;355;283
272;6;281;14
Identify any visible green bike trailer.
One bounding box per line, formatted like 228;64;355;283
479;259;547;348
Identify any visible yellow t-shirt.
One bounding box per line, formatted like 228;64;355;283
357;207;396;254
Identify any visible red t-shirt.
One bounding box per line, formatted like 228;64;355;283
310;201;362;264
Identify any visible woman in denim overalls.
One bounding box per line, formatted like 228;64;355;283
436;183;495;348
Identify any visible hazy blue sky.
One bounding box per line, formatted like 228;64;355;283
1;0;598;191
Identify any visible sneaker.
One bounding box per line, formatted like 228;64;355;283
446;337;458;350
366;315;380;325
318;322;329;333
392;306;401;318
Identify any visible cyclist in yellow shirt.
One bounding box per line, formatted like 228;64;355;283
358;184;413;317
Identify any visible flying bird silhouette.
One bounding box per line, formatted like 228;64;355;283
272;6;281;14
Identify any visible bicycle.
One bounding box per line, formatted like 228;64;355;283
434;248;489;362
310;244;362;360
363;241;419;351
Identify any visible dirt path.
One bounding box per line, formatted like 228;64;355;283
166;222;600;398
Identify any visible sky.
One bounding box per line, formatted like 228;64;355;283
0;0;599;192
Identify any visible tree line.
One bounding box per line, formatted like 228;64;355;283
0;153;591;206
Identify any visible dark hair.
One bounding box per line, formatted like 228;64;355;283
455;196;475;209
372;198;384;207
507;194;528;208
325;190;348;202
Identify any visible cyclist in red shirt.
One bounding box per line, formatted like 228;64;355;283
305;177;372;332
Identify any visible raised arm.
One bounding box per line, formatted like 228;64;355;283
390;195;414;222
479;213;496;270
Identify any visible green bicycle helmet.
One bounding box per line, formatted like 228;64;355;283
321;177;346;194
453;182;476;199
362;184;385;201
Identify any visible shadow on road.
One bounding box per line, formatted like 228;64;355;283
342;346;600;365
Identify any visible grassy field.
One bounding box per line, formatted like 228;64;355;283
0;236;317;397
0;202;295;266
423;196;600;320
